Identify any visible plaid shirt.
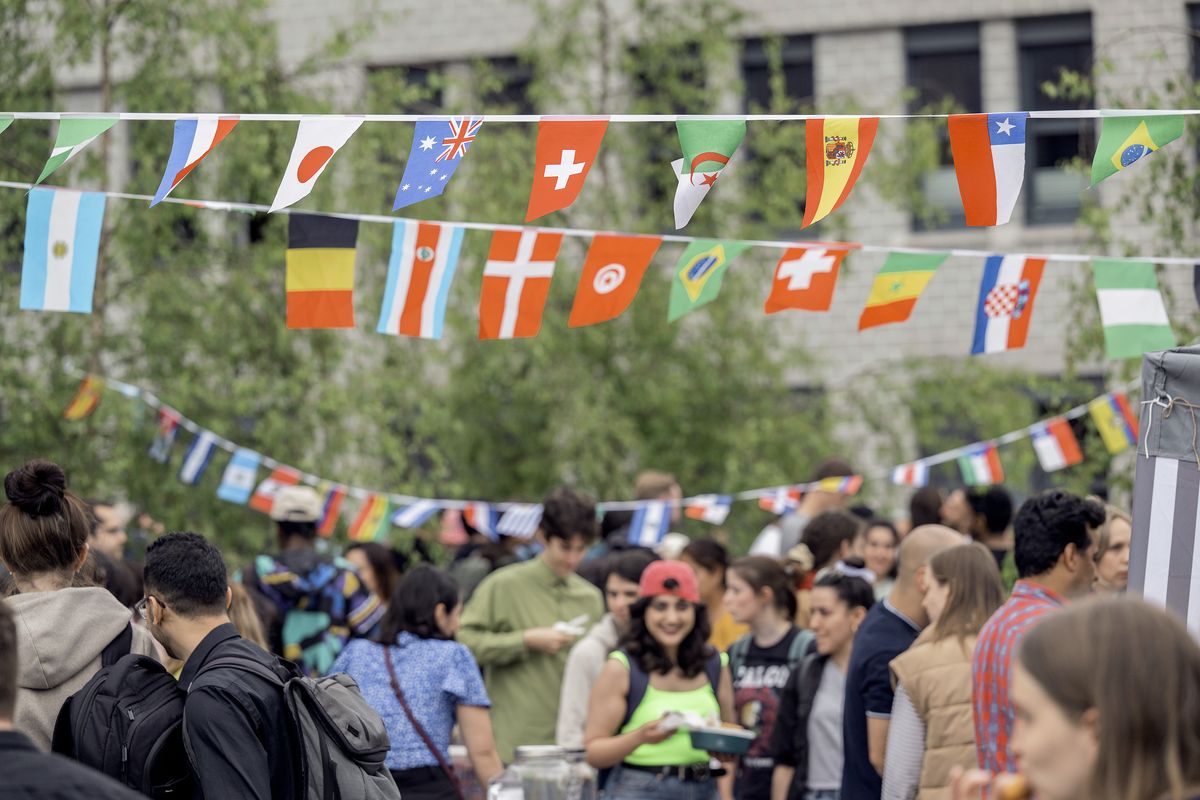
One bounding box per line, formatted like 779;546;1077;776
972;580;1064;773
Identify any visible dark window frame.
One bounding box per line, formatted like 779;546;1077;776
741;35;814;112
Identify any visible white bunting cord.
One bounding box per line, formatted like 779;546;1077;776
3;180;1199;266
72;370;1139;515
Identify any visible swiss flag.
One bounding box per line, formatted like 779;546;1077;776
271;117;364;212
525;119;609;222
764;244;857;314
568;234;662;328
479;230;563;340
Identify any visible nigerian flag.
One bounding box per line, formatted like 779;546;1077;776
1091;113;1184;185
673;119;746;228
1092;259;1176;359
667;238;751;322
36;116;119;184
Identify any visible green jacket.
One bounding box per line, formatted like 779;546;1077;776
458;557;604;762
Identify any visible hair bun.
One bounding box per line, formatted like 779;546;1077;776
4;459;67;518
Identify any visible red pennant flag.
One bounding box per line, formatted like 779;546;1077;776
764;244;857;314
479;230;563;340
525;118;609;222
568;234;662;328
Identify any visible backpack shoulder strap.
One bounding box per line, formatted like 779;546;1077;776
617;650;650;732
703;651;723;696
100;624;133;668
188;654;287;693
787;628;815;668
728;634;751;681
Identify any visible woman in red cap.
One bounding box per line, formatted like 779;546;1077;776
585;560;737;799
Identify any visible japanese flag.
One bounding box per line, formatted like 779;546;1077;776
271;117;364;212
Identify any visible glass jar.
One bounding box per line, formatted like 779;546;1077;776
487;745;597;800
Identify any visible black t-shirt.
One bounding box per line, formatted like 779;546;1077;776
733;626;802;800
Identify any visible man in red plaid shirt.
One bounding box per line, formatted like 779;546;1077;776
972;490;1105;774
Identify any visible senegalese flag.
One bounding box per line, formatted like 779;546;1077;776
803;117;879;228
1089;392;1138;455
667;238;751;322
348;494;390;542
286;214;358;329
858;251;949;330
36;116;119;184
63;376;104;420
1091;114;1185;185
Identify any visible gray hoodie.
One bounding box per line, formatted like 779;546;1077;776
7;587;159;750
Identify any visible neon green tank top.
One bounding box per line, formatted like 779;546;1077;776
610;651;725;767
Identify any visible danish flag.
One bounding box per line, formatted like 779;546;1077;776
478;230;563;340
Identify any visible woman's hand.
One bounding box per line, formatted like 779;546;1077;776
948;767;1030;800
636;718;675;746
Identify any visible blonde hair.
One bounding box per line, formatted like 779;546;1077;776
634;471;678;501
228;581;268;650
1090;500;1131;564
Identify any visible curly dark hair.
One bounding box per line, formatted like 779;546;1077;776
144;532;228;616
540;486;599;544
966;486;1014;535
1014;490;1106;578
618;596;714;678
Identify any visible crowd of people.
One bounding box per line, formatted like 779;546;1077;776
0;456;1198;800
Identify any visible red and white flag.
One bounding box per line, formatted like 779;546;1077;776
1031;417;1083;472
479;230;562;340
758;487;801;515
764;245;855;314
568;234;662;327
891;462;929;487
525;119;608;221
249;465;301;514
271;117;364;212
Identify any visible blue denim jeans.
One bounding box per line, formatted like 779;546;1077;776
804;790;840;800
604;766;717;800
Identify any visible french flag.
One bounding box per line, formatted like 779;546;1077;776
152;117;239;206
1031;417;1083;473
891;462;929;487
970;255;1044;355
947;112;1028;226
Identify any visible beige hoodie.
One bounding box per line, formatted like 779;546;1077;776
7;586;159;750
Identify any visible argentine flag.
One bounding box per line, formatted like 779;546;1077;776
217;448;261;504
20;188;106;313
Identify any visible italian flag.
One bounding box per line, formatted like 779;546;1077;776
958;445;1003;486
1092;259;1176;359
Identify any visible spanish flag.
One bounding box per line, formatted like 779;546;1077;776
62;376;104;420
803;117;878;228
286;214;358;329
858;251;949;331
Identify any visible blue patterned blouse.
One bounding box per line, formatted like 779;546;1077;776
332;633;491;771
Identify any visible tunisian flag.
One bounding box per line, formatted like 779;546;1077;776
568;234;662;327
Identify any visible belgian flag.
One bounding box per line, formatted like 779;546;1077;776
286;214;358;329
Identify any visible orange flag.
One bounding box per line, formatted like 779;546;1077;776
568;234;662;327
63;376;104;420
802;117;878;228
479;230;563;340
525;118;608;222
764;244;858;314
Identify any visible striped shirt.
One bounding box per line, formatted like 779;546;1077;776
971;581;1064;773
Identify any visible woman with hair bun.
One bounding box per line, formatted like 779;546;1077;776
0;459;158;748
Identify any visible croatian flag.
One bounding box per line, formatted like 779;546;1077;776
216;448;261;504
947;112;1028;226
497;504;544;539
179;431;218;486
684;494;732;525
1031;417;1084;473
20;188;106;313
377;220;464;340
151;117;239;206
891;462;929;487
394;117;482;210
958;444;1004;487
970;255;1045;355
628;501;671;546
392;500;441;529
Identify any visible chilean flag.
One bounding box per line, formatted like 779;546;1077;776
151;117;239;206
1031;417;1083;472
947;112;1028;226
970;255;1044;355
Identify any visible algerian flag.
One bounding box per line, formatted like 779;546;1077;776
1091;114;1184;186
0;115;12;138
1092;259;1176;359
36;116;120;184
672;119;746;229
667;238;751;322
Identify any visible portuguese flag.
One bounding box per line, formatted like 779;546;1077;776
858;251;949;331
1091;114;1185;185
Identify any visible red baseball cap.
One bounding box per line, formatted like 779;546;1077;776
638;560;701;604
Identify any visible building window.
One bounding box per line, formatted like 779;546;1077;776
475;56;534;114
1191;4;1200;77
1018;14;1093;225
905;23;981;229
741;36;813;111
366;64;443;114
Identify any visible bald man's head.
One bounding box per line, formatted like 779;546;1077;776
896;524;965;586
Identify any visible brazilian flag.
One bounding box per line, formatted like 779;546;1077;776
1091;114;1185;185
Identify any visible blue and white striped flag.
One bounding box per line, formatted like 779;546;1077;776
628;501;671;546
216;448;261;504
465;502;499;540
497;504;543;539
20;188;106;313
391;499;440;529
178;431;218;485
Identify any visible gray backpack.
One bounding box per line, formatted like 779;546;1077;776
188;655;401;800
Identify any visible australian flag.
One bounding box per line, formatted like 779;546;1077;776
393;117;483;210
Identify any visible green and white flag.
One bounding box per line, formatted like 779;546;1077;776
1092;259;1176;359
1091;114;1185;186
673;119;746;229
667;238;751;322
36;116;119;184
0;115;12;138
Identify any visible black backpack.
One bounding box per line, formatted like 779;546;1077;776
51;625;193;798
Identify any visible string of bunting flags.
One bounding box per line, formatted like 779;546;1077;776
60;371;1140;546
6;178;1192;359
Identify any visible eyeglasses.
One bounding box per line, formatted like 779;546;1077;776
133;595;166;622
